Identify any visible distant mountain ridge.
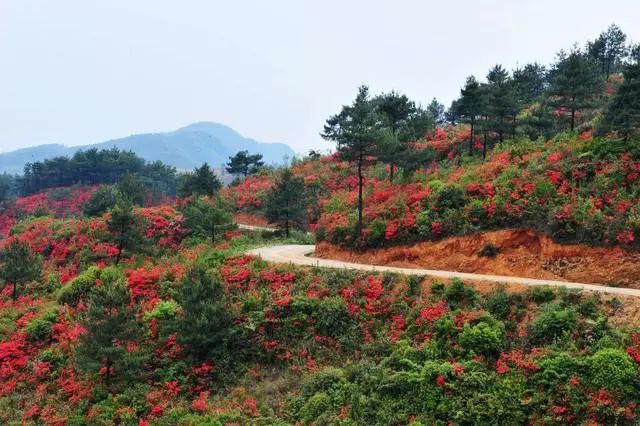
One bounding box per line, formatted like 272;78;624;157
0;122;295;174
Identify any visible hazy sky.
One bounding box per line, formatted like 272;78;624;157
1;1;639;154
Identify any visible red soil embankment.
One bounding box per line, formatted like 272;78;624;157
315;229;640;288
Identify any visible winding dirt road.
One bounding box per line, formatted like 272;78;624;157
248;244;640;297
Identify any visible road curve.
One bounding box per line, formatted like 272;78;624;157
248;244;640;297
237;223;276;232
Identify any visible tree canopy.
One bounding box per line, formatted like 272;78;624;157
225;151;264;179
264;169;308;237
178;163;222;197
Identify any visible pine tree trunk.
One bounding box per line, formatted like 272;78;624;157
469;117;475;155
570;108;576;131
389;164;394;182
357;150;364;238
11;282;18;301
483;131;488;160
105;358;112;392
285;198;290;238
115;239;123;265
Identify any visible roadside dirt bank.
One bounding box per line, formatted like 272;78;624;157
315;229;640;289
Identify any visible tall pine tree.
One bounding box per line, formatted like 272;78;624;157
322;86;385;239
76;282;142;392
601;63;640;140
486;65;517;143
225;151;264;179
178;163;222;197
182;195;233;243
264;169;307;237
426;98;446;127
107;198;140;264
550;49;603;131
0;239;42;300
374;91;431;181
457;76;485;155
177;267;240;364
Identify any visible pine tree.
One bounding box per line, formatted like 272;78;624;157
457;76;485;155
177;267;239;363
550;49;604;131
76;282;142;391
586;36;607;75
225;151;264;179
182;195;233;243
486;65;517;143
178;163;222;197
116;172;145;205
107;198;140;264
83;185;117;217
0;239;42;300
0;174;15;202
426;97;446;127
445;99;461;125
373;91;431;181
321;86;385;238
587;24;628;77
601;63;640;140
630;43;640;65
512;63;547;104
264;169;307;237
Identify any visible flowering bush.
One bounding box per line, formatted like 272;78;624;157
308;131;640;248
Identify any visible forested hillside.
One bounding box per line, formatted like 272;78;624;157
1;24;640;425
229;25;640;253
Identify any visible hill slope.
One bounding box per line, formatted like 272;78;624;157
0;122;295;173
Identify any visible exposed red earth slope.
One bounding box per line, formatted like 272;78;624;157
316;228;640;288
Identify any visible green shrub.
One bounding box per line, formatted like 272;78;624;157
444;279;477;309
466;199;488;225
144;300;179;322
300;367;346;398
407;275;423;298
588;348;637;396
429;281;446;298
290;297;358;348
368;219;387;247
483;287;511;319
299;392;332;423
38;347;67;369
459;321;505;357
26;307;59;342
530;304;577;344
57;266;125;305
436;185;466;210
533;352;582;390
527;286;556;304
83;185;117;217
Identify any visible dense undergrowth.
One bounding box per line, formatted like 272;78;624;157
227;129;640;251
0;191;639;424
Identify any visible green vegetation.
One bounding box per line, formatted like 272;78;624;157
264;169;308;237
225;150;265;179
0;238;42;300
2;22;640;426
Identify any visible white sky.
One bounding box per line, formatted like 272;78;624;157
1;0;639;154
